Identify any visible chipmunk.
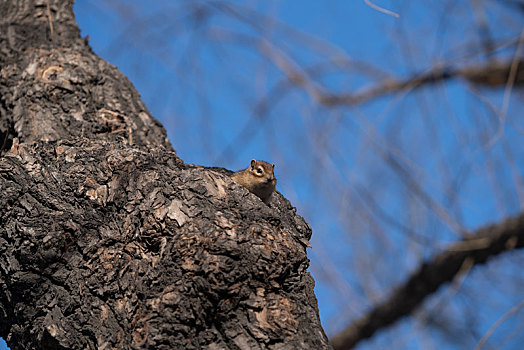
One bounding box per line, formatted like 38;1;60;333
231;159;276;204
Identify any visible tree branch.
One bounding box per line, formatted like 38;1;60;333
331;213;524;350
319;60;524;107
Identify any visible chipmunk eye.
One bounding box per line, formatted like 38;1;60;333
257;168;263;174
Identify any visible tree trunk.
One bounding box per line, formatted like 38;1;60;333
0;1;330;349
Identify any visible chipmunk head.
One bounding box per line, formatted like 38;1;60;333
249;159;275;184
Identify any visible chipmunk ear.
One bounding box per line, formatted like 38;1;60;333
272;163;275;169
250;159;256;168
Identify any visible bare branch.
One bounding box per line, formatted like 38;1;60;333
331;213;524;350
319;60;524;107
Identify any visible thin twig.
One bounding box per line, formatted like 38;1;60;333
475;299;524;350
45;0;54;38
484;28;524;149
364;0;400;18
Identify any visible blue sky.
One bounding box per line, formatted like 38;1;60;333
3;1;524;349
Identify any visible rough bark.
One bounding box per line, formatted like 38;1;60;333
331;213;524;350
0;1;329;349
